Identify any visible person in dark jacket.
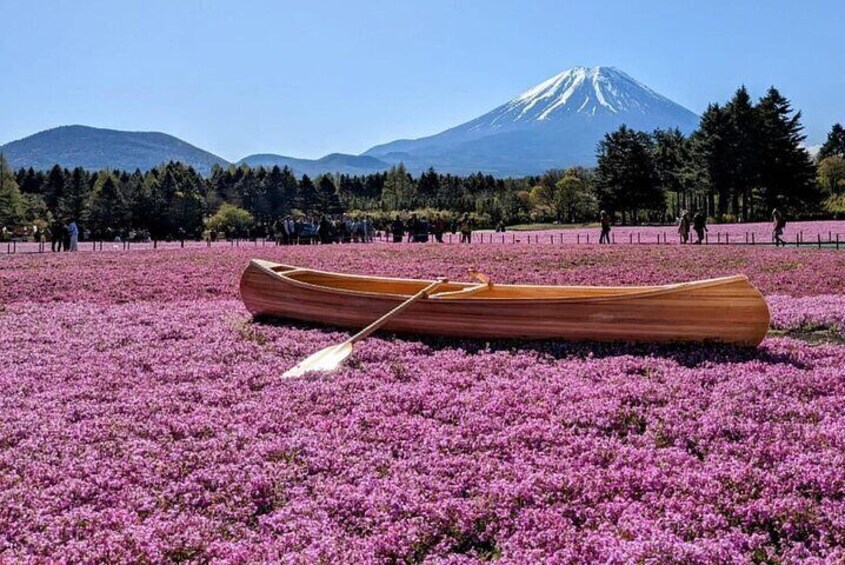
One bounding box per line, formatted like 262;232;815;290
772;208;786;247
459;214;472;243
433;214;446;243
50;218;64;252
599;211;611;244
692;211;707;244
319;216;332;244
391;215;404;243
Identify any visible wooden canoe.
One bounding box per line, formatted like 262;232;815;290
240;260;771;346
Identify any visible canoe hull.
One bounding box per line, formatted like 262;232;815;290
239;261;770;346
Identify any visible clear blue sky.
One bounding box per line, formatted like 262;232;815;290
1;0;842;160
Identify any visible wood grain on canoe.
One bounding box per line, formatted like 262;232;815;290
239;260;771;346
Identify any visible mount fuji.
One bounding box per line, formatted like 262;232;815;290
3;67;701;178
363;66;700;176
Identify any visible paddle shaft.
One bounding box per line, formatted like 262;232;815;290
346;278;448;345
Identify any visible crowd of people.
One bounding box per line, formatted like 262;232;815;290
6;218;83;252
267;213;481;245
269;215;376;245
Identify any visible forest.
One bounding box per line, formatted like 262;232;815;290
1;87;844;240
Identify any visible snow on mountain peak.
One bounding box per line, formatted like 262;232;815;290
488;66;677;126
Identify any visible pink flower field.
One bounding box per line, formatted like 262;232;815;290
2;244;844;562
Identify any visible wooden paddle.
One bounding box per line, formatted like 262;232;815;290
282;277;448;378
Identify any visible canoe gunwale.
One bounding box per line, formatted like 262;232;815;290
247;260;755;305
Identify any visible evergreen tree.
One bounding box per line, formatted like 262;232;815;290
691;103;731;216
417;167;440;201
297;175;318;213
381;163;415;210
756;87;817;214
595;125;662;224
88;174;128;238
59;167;90;223
818;123;845;160
724;86;760;220
652;128;689;218
316;175;343;214
44;164;67;211
0;154;26;228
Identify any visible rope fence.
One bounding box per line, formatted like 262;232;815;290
4;228;843;255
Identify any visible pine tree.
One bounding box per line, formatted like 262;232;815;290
44;164;67;211
59;167;90;224
756;87;817;214
652;128;689;218
691;103;731;217
818;123;845;160
724;86;761;220
595;125;662;224
297;175;318;213
316;175;343;214
88;174;128;238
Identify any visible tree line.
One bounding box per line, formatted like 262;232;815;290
1;85;842;240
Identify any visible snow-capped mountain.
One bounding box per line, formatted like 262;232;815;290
365;66;700;176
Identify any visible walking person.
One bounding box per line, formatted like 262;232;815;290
459;214;472;243
68;219;79;252
50;218;64;252
599;211;611;244
692;211;707;245
678;210;691;244
772;208;786;247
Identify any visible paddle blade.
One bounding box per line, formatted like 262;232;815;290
283;342;354;378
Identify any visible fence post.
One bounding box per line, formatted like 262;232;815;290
726;233;729;245
577;234;580;244
586;234;590;244
154;240;158;249
629;233;633;244
818;234;822;249
837;234;840;250
751;233;755;245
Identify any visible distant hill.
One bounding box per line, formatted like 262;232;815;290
364;66;701;176
238;152;391;177
0;125;230;174
1;67;701;178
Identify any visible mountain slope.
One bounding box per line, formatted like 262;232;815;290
238;153;391;177
0;125;230;174
364;66;700;176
